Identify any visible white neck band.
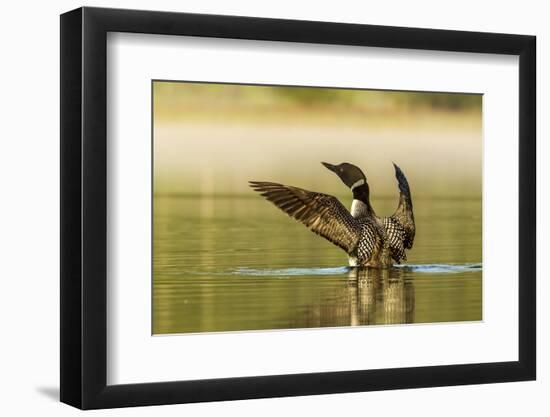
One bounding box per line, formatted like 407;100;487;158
350;179;366;191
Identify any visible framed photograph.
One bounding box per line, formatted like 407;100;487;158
60;6;536;409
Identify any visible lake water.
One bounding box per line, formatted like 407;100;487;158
153;195;482;334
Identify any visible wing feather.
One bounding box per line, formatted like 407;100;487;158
391;163;415;249
249;181;361;253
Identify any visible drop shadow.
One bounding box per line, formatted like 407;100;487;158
35;386;59;401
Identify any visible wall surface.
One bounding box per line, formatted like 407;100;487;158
0;0;546;415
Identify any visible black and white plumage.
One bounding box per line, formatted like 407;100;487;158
322;161;415;264
249;181;390;268
383;217;409;263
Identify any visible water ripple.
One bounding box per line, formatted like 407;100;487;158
395;263;482;273
232;263;481;276
232;267;351;276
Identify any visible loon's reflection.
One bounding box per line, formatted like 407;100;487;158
292;267;415;328
348;267;415;325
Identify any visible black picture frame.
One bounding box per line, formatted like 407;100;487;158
60;6;536;410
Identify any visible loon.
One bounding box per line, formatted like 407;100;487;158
321;161;415;264
249;178;392;269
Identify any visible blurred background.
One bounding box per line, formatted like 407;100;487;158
153;81;481;198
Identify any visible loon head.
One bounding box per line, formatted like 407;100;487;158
321;161;366;191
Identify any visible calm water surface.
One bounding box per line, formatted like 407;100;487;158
153;195;482;334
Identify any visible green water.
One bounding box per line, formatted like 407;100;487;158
153;195;482;334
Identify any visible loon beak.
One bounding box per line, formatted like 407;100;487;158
321;162;338;173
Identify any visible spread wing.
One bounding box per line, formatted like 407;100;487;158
391;163;415;249
249;181;361;253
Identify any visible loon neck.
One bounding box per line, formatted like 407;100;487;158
352;183;376;216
